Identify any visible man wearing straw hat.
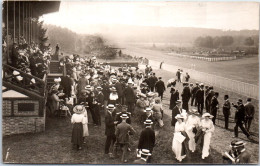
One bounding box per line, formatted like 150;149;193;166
233;141;251;164
105;104;117;156
138;119;155;163
133;149;152;164
114;114;136;163
124;80;136;114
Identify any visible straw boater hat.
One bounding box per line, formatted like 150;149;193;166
13;70;20;76
202;113;214;118
145;107;153;112
96;86;103;90
190;109;199;115
175;114;184;119
30;78;36;84
85;85;91;90
144;119;153;125
73;105;85;114
233;141;246;148
141;149;152;156
127;79;134;84
147;92;154;98
54;77;61;83
139;93;146;98
16;76;23;81
107;104;115;110
120;114;129;119
110;87;117;92
230;140;239;148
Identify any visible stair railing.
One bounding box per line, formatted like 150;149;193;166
3;64;46;96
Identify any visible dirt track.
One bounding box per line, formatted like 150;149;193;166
120;45;259;85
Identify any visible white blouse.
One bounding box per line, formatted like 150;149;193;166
186;115;201;130
175;121;186;132
200;119;215;133
71;113;85;124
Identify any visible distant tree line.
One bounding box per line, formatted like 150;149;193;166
194;35;257;48
194;36;234;48
44;24;117;59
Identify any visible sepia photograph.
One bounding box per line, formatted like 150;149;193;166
1;0;259;164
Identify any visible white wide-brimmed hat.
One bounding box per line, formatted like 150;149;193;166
202;113;214;118
73;105;85;114
175;114;184;119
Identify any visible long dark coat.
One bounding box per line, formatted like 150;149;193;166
170;91;179;109
171;106;182;126
138;128;155;152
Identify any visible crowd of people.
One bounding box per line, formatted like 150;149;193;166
46;55;254;164
6;36;52;79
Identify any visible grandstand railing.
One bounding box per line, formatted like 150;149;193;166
3;64;47;98
148;60;259;100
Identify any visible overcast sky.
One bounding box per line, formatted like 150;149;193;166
42;1;259;34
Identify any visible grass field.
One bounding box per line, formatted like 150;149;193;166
121;45;259;85
2;68;258;164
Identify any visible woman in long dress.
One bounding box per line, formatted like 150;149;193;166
135;93;147;122
185;109;201;152
82;107;89;143
71;105;85;150
151;98;164;127
172;114;187;162
200;113;215;159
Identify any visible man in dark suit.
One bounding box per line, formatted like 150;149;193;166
210;92;219;125
176;69;181;82
169;88;179;110
232;99;251;139
115;105;132;124
148;73;158;92
196;83;204;115
115;79;125;105
155;77;166;100
223;95;231;129
138;119;155;163
181;82;191;112
114;114;135;163
244;98;255;132
102;80;110;112
95;86;104;125
234;141;251;164
60;74;73;98
105;104;117;156
205;86;214;113
191;83;199;106
172;100;182;126
124;81;136;114
77;73;89;96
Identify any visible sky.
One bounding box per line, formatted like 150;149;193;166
41;1;259;34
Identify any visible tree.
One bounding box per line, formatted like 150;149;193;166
37;20;48;50
244;37;254;46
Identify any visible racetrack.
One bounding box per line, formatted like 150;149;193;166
120;45;259;85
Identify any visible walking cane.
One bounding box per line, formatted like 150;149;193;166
217;108;219;125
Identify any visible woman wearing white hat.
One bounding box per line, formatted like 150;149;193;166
200;112;215;159
172;114;187;162
185;109;201;152
71;105;86;150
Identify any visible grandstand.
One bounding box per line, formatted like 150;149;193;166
2;1;60;136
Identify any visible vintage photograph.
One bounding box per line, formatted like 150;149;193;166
2;1;259;164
